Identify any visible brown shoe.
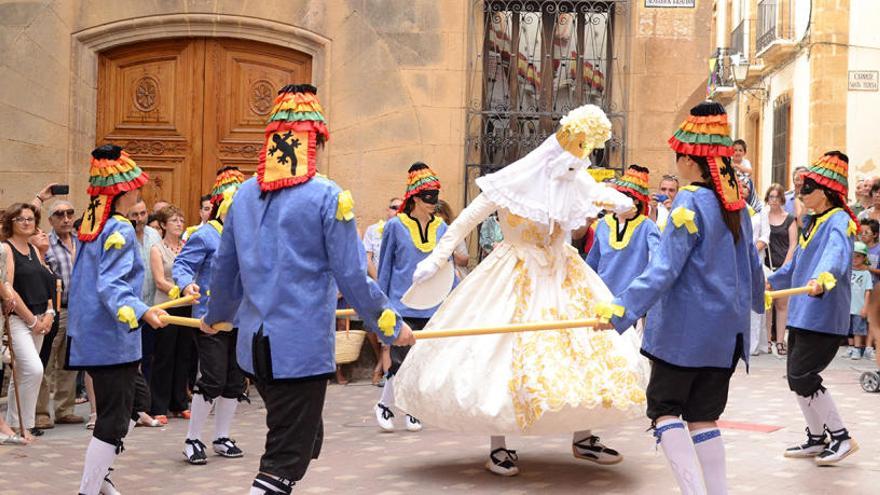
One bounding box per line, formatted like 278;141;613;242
55;414;85;424
34;417;54;430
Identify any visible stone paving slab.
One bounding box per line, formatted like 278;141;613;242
0;353;878;494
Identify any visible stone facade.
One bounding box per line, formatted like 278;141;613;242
0;0;713;223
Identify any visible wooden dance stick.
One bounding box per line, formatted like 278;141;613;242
151;294;200;312
416;318;606;340
158;315;233;332
336;308;356;318
766;286;814;300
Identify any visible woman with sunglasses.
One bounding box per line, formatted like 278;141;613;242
1;203;57;441
374;162;448;433
767;151;859;466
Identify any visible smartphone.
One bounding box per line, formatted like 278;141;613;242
50;184;70;195
653;193;668;203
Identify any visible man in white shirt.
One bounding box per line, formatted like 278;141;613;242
652;174;680;228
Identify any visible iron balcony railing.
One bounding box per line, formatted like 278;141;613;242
756;0;793;54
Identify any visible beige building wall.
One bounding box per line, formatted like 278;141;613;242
0;0;469;228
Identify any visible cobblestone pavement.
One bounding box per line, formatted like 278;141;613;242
1;352;878;494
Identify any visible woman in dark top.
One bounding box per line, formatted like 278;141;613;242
763;184;798;355
2;203;56;439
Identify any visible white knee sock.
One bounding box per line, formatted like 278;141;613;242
655;419;706;495
79;437;118;495
572;429;592;443
187;393;212;441
809;389;845;432
128;418;137;435
795;394;824;435
691;428;727;495
213;397;238;440
379;376;395;406
490;435;507;452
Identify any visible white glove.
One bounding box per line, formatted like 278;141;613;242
412;258;441;286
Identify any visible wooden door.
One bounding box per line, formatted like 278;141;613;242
97;38;312;223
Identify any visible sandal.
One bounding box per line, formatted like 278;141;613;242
776;342;787;356
0;433;28;446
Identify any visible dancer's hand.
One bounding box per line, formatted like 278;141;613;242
183;283;200;297
199;317;219;335
143;307;169;328
393;322;416;346
593;321;615;331
412;259;439;285
806;279;824;296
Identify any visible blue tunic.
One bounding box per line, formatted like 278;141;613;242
377;213;449;318
586;214;660;296
767;208;854;336
203;177;402;380
67;215;150;368
172;221;222;319
610;185;765;369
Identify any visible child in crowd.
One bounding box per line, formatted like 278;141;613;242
849;242;872;359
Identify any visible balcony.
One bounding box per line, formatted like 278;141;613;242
730;18;764;88
756;0;797;65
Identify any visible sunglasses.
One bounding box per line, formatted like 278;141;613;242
52;209;76;218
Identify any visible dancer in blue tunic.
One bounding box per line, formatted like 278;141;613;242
587;165;660;295
374;162;448;432
174;166;247;465
604;102;765;495
68;145;169;495
767;151;859;465
200;84;413;495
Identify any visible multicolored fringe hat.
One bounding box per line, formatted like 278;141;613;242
668;101;744;211
79;144;149;242
210;166;245;205
398;162;441;213
804;151;858;224
612;165;651;215
257;84;330;192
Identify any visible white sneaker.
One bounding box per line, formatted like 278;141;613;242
212;437;244;458
572;435;623;465
815;430;859;466
865;347;876;360
784;428;828;458
375;403;395;432
405;414;422;432
485;448;519;477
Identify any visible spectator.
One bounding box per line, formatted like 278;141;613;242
848;242;872;359
2;204;56;439
479;212;503;258
152;199;170;214
651;174;680;228
147;213;161;231
1;242;29;445
858;181;880;224
784;166;808;223
859;219;880;283
435;200;470;279
733;140;761;212
127;199;162;382
148;205;193;422
182;194;212;242
34;200;83;429
851;178;872;218
362;197;401;386
764;184;797;356
748;180;770;356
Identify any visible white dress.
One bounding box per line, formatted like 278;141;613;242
395;194;650;435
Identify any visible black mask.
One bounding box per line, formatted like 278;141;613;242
417;190;439;205
800;178;819;196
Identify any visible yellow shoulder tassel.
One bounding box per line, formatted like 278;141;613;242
671;206;698;234
376;219;386;237
764;292;773;312
816;272;837;291
378;309;397;337
103;231;126;251
594;301;625;321
167;285;181;300
848;220;858;238
336;190;355;221
117;305;138;329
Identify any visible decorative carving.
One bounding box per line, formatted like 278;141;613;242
219;143;261;158
123;140;188;156
134;76;160;112
249;80;275;115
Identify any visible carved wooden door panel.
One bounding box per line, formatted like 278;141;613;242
97;38;312;223
96;39;205;221
202;39;312;193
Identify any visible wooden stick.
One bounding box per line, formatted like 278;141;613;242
151;294;200;311
766;286;812;300
336;309;356;318
416;318;606;340
158;314;232;332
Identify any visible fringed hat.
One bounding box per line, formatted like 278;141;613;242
668;101;744;211
257;84;330;192
399;162;441;213
79;144;149;242
612;165;651;215
210;166;245;205
804;151;858;224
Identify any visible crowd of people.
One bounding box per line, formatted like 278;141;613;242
0;87;873;495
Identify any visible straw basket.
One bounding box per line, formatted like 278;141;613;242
335;329;366;364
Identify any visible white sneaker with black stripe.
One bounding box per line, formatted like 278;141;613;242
784;428;828;458
183;438;208;465
572;435;623;465
375;403;395;432
405;414;422;432
815;429;859;466
212;437;244;458
485;447;519;477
